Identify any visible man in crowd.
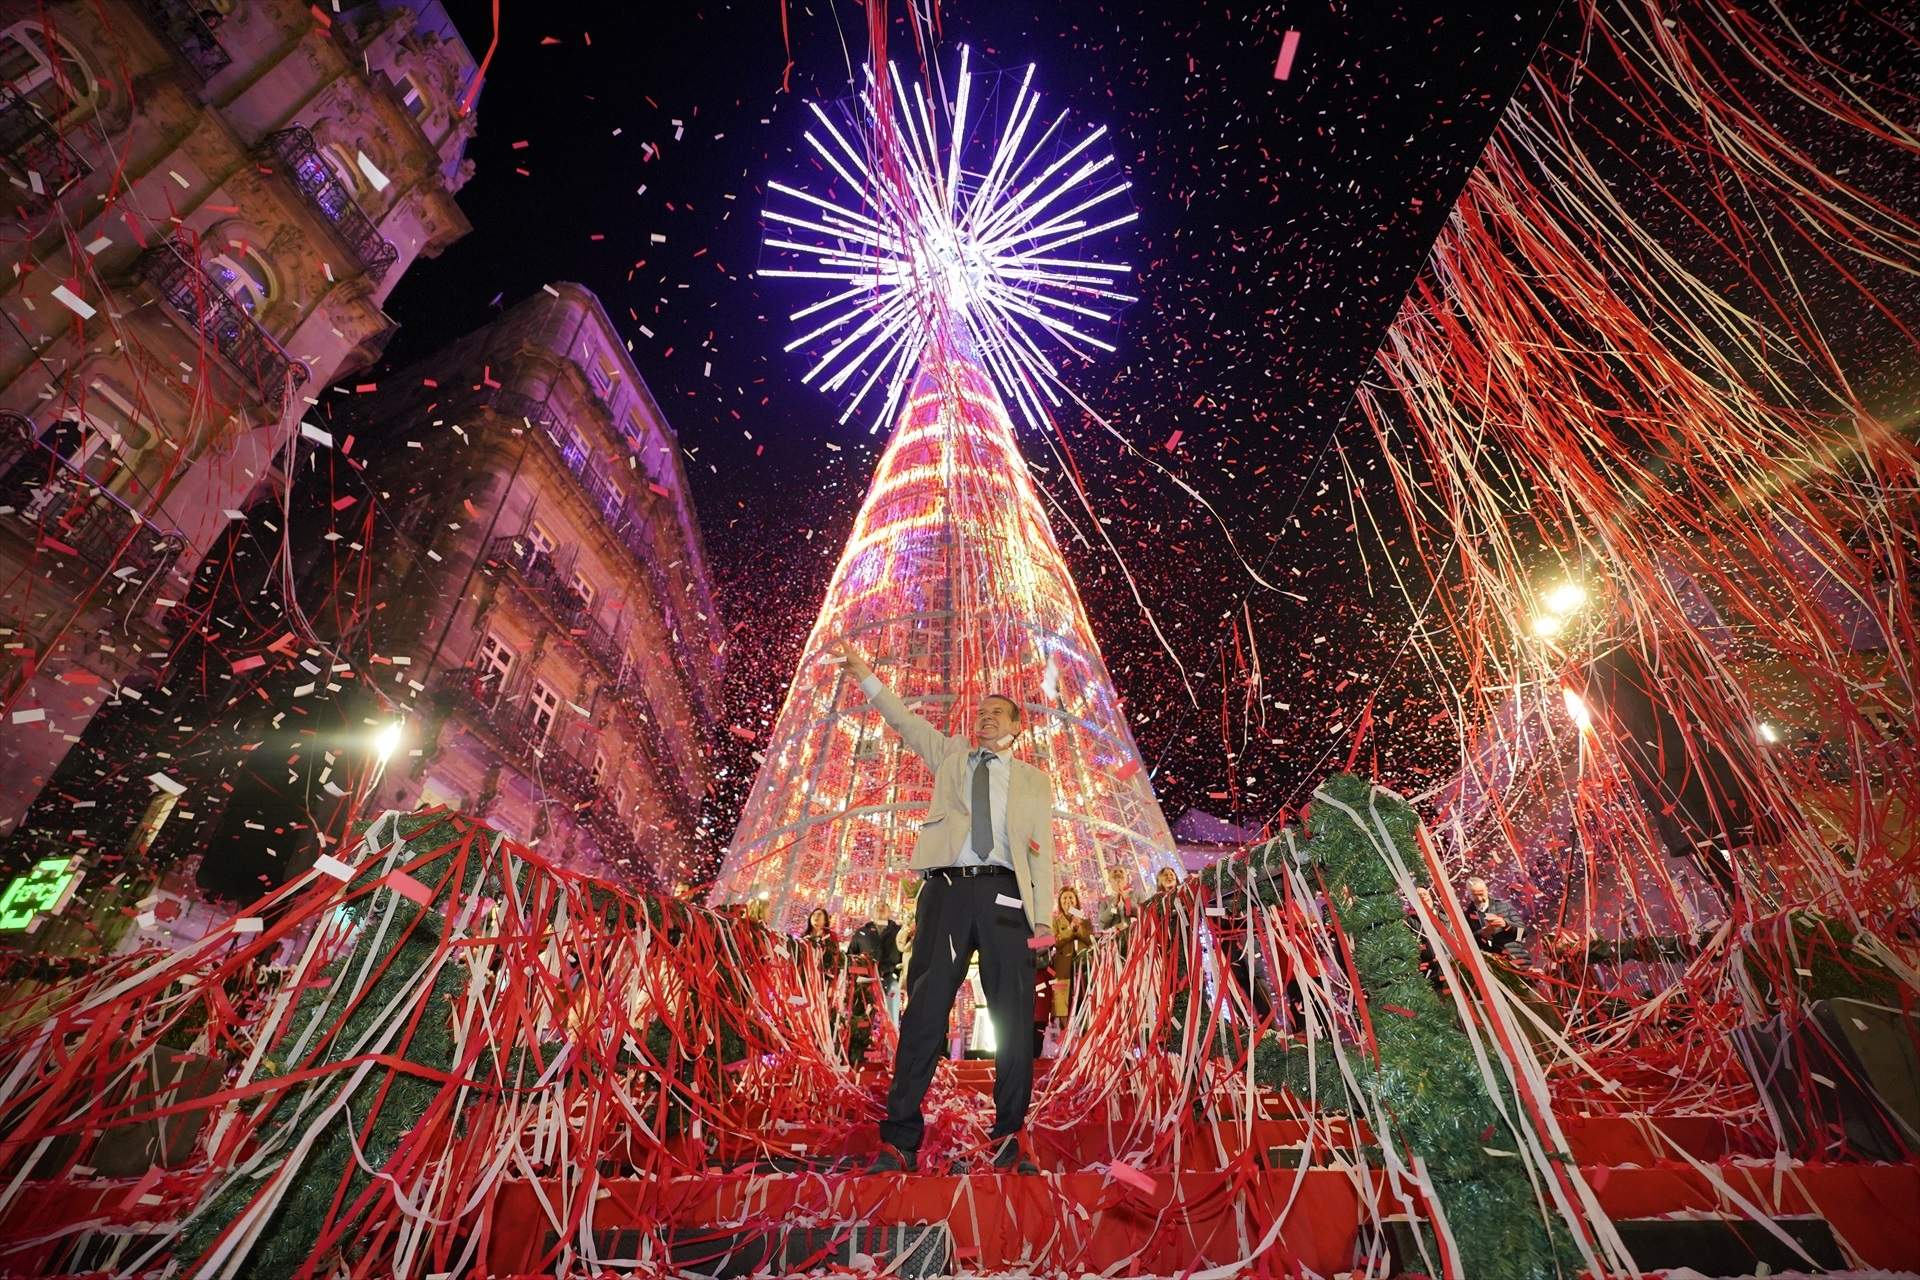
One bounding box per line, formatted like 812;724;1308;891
849;899;904;1010
1464;877;1522;953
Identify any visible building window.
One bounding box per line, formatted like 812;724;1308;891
396;72;430;119
613;780;629;816
206;246;276;316
590;749;607;789
525;522;556;559
477;631;515;705
528;679;561;741
0;23;98;126
569;569;596;610
588;351;619;397
318;141;365;195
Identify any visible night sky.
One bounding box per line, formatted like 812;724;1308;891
376;0;1566;866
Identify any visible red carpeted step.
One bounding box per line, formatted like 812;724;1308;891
487;1167;1388;1276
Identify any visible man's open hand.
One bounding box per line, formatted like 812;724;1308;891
829;639;874;682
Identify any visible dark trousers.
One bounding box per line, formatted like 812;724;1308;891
880;869;1035;1152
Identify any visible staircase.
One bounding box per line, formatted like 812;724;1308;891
474;1057;1920;1278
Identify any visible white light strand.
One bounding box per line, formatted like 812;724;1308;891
763;48;1135;431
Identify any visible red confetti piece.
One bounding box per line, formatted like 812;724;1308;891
385;872;434;907
1273;30;1302;80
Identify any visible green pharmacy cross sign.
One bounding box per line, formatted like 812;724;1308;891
0;857;85;932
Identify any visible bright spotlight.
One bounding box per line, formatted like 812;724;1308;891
1561;686;1594;732
1543;581;1588;615
372;721;404;762
1531;613;1566;639
1758;721;1781;744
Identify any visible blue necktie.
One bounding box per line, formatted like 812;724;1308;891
970;752;996;862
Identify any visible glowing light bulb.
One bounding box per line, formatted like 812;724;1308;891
1542;581;1588;615
1531;613;1565;639
372;721;404;762
1758;721;1780;744
1561;686;1594;732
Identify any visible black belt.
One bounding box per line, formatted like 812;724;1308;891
926;865;1014;880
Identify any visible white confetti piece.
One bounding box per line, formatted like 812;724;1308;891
51;285;95;319
148;771;185;795
231;917;263;933
313;854;355;881
10;708;45;724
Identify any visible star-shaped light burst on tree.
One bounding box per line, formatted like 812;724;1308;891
761;46;1138;431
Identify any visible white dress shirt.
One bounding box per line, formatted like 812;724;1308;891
860;674;1013;871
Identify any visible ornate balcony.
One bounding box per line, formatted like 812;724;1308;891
483;534;625;673
482;533;700;832
0;412;185;586
258;128;399;282
136;0;232;82
134;239;310;415
0;84;89;204
482;387;715;723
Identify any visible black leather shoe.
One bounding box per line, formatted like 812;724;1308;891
990;1135;1039;1174
859;1142;917;1174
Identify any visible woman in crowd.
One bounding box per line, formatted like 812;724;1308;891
1049;886;1094;1032
801;907;841;979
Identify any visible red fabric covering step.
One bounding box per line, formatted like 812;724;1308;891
486;1166;1388;1276
1590;1164;1920;1271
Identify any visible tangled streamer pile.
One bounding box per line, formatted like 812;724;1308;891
1357;0;1920;1120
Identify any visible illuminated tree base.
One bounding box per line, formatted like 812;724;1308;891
712;354;1175;930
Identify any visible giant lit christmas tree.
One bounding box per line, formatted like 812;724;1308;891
712;50;1176;930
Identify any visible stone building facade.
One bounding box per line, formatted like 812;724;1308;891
0;0;478;832
344;283;725;882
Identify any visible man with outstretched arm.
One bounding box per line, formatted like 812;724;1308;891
831;639;1057;1175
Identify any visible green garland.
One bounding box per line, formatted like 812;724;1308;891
179;811;487;1277
1228;774;1581;1280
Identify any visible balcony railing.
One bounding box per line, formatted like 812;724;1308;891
258;128;399;282
429;667;569;767
137;0;233;81
134;239;310;414
0;412;185;586
482;387;716;724
484;534;626;672
481;532;695;799
0;84;89;203
426;668;672;840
